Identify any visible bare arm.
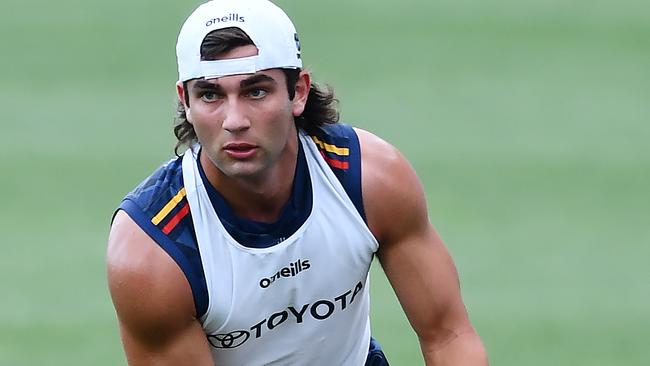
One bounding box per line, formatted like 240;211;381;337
357;129;488;365
107;211;214;366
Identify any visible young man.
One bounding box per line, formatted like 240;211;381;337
107;0;488;365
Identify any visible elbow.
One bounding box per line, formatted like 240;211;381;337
418;325;488;365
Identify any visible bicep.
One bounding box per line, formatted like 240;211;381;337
107;211;214;366
378;225;470;342
356;129;472;342
117;316;213;366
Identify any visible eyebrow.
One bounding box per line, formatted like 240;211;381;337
239;74;277;89
193;79;223;92
192;74;278;92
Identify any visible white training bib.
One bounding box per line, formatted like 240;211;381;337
182;131;379;366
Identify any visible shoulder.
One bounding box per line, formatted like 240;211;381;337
111;154;208;317
107;211;197;336
354;128;430;245
109;154;192;321
107;212;214;362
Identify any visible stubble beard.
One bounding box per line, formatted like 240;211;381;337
208;146;278;183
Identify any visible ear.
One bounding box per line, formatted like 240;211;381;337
176;81;187;107
292;71;311;117
176;81;193;124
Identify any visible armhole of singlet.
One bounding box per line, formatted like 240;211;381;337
313;123;367;223
344;127;366;222
115;199;209;318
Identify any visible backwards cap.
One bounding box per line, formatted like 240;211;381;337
176;0;302;82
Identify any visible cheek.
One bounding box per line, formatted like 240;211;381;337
270;96;297;121
185;108;195;125
187;105;221;129
267;104;295;135
185;111;219;145
256;104;293;144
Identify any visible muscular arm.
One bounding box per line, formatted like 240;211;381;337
357;129;488;365
107;211;214;366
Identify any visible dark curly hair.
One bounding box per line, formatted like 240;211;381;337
173;27;339;156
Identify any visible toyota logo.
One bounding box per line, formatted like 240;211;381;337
207;330;250;349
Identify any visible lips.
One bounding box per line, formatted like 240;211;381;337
223;142;258;159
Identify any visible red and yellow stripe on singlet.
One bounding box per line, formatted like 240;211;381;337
151;188;190;235
311;136;350;170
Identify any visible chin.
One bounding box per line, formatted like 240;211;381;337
220;161;265;179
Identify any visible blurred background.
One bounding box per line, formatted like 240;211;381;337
1;0;649;364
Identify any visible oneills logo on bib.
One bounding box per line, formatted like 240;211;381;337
205;13;245;26
259;259;311;288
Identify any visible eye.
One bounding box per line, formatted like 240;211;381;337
200;91;220;102
247;88;268;99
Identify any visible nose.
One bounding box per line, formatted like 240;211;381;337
221;100;250;133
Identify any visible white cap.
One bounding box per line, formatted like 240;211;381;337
176;0;302;82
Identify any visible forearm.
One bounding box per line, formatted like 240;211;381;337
420;329;488;366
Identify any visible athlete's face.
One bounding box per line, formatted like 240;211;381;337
177;45;310;181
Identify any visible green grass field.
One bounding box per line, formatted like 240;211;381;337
2;0;649;364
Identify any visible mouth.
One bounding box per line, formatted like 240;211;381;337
223;142;258;159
